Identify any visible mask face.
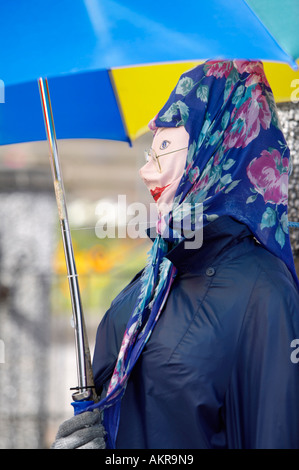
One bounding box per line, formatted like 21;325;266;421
139;126;189;215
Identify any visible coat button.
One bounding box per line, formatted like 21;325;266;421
206;267;215;277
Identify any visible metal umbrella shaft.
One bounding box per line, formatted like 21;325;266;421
38;77;96;402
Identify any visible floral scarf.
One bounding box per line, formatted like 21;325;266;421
87;60;298;448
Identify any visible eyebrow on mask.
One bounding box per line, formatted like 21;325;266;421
155;127;165;137
155;129;171;147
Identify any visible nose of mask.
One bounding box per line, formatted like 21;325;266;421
139;163;185;215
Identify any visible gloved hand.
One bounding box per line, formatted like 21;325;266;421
51;409;106;449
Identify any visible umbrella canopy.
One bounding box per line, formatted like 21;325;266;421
1;0;298;86
0;0;299;146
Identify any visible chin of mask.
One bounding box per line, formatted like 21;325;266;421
139;126;189;218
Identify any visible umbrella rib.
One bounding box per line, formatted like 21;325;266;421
108;68;132;146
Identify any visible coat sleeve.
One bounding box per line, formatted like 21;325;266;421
92;270;143;397
224;269;299;449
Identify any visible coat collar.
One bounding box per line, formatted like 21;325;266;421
148;216;253;274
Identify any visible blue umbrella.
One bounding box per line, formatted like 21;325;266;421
1;0;298;86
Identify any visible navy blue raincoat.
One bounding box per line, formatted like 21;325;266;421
92;216;299;449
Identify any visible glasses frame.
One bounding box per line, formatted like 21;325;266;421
144;146;188;173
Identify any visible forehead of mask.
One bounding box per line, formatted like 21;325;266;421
151;126;189;179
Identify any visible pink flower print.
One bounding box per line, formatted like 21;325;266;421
107;322;137;393
223;85;271;149
156;214;168;235
186;162;192;174
233;60;270;88
193;173;209;193
247;148;288;206
205;61;234;79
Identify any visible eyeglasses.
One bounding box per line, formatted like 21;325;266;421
144;146;188;173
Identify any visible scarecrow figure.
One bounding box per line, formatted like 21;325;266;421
52;60;299;450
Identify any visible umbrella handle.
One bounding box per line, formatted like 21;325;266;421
38;77;98;406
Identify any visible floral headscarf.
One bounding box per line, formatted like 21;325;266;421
87;60;299;448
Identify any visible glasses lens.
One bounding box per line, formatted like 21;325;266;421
144;149;150;162
144;148;161;172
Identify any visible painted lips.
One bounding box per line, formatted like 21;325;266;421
150;184;170;202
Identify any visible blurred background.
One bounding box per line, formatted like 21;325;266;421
0;103;298;449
